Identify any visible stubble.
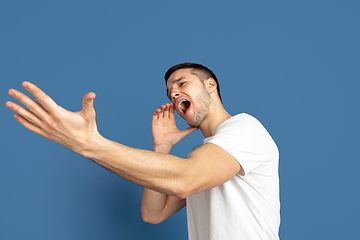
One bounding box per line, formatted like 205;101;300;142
188;85;212;128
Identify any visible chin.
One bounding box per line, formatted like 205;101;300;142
188;115;205;128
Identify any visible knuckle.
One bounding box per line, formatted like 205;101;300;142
37;95;47;104
28;103;37;113
44;119;57;130
52;112;60;121
48;121;57;129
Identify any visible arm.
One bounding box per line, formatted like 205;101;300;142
5;82;241;199
141;104;195;224
141;145;186;224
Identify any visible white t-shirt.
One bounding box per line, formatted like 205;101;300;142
186;113;280;240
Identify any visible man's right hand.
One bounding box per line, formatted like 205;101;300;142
151;103;197;152
6;81;101;156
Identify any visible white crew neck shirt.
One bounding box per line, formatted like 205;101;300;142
186;113;280;240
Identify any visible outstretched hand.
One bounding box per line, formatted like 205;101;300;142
152;103;197;152
5;81;102;154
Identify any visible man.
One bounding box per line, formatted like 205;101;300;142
6;63;280;239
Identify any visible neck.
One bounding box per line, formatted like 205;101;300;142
199;102;232;138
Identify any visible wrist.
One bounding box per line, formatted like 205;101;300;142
152;144;172;153
77;133;109;159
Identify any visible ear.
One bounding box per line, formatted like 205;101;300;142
204;78;217;95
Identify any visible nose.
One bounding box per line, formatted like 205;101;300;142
170;91;180;101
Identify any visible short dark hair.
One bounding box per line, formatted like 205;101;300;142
164;62;222;102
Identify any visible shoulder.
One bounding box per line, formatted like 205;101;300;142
214;113;267;137
207;113;275;157
208;113;278;176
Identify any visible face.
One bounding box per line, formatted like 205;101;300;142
166;68;212;128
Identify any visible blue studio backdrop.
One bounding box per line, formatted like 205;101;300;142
1;1;359;239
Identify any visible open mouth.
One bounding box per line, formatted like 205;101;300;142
179;99;191;115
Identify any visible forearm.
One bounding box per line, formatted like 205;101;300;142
83;136;189;198
141;145;185;224
141;188;185;224
141;144;171;208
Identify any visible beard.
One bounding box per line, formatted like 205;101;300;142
187;85;212;128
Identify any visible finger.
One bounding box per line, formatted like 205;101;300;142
169;103;175;118
13;113;49;138
6;101;43;127
35;101;48;112
152;108;161;121
180;127;198;139
164;103;171;118
81;92;96;118
8;88;50;120
22;81;58;113
159;105;166;119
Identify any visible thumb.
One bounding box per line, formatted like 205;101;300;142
82;92;96;117
180;127;198;139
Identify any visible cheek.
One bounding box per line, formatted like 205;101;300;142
184;85;199;98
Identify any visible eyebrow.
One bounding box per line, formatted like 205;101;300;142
167;77;185;99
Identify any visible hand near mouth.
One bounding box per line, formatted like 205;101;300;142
152;103;198;152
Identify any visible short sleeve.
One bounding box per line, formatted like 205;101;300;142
206;114;273;176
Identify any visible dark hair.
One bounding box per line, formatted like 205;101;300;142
165;62;222;102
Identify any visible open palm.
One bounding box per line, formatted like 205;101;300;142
152;103;197;150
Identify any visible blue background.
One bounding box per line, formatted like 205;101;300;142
1;0;359;239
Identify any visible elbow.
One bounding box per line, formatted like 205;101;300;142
141;209;164;225
172;181;191;200
170;171;198;199
173;190;189;200
142;216;161;225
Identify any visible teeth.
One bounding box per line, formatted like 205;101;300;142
179;100;186;111
179;99;187;113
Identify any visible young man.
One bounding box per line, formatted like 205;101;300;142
6;63;280;239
